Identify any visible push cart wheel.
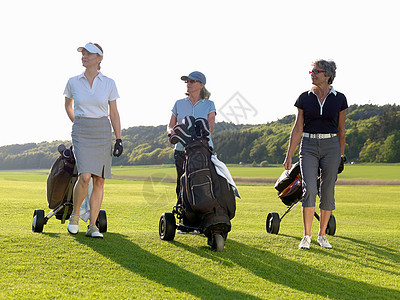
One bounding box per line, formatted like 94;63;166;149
159;212;176;241
212;234;225;252
326;214;336;236
96;210;107;233
266;212;280;234
32;209;45;233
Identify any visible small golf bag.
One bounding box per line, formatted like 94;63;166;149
46;145;76;218
274;162;302;206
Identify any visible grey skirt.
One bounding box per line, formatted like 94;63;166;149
72;117;112;179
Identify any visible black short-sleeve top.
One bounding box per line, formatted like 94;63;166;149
295;88;348;134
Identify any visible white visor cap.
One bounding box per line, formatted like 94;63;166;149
77;43;103;56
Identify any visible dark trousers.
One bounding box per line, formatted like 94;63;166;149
174;150;186;203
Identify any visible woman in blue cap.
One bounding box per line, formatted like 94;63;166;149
64;43;123;238
167;71;216;205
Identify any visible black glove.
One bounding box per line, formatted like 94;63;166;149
113;139;123;157
338;154;346;174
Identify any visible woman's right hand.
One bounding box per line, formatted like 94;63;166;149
167;127;175;137
283;108;303;171
65;97;75;122
168;114;178;137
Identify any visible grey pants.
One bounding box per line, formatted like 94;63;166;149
299;136;341;210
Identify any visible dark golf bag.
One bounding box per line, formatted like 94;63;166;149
171;116;236;233
179;138;236;236
46;145;76;219
274;162;302;206
160;117;238;250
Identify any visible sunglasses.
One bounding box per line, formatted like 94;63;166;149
185;79;200;84
309;69;326;75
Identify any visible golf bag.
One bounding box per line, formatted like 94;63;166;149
171;116;236;235
274;162;302;206
179;138;236;236
46;145;76;217
160;117;238;251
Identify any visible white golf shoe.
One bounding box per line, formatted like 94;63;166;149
298;235;311;249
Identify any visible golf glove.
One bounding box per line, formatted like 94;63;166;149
113;139;123;157
338;154;346;174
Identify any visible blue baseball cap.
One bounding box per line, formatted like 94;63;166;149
181;71;206;85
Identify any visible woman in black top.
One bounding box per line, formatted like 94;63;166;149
284;59;348;249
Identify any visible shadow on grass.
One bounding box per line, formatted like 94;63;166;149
221;239;400;299
75;232;260;299
336;235;399;260
279;233;400;277
171;239;235;267
335;235;400;276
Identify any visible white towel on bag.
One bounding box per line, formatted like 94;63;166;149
211;154;240;198
79;177;92;222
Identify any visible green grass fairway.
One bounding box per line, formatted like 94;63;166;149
0;167;399;299
111;163;400;178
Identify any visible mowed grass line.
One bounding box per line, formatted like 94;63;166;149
0;170;399;299
110;164;400;182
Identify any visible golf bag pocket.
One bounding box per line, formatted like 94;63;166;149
189;169;215;213
274;162;300;192
274;162;302;206
279;175;302;206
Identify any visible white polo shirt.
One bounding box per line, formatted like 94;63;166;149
64;72;120;118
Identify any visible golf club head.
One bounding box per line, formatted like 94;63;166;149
182;116;196;137
194;117;210;138
169;123;193;146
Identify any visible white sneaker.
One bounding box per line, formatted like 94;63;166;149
86;225;103;239
177;230;186;234
298;235;311;249
67;214;79;235
317;235;332;248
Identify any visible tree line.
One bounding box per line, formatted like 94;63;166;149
1;104;399;170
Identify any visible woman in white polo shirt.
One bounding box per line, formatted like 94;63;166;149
64;42;123;238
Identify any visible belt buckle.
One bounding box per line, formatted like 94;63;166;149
317;133;323;139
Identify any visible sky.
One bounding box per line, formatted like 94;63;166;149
1;0;399;147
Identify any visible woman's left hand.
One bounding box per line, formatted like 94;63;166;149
338;155;346;174
113;139;123;157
